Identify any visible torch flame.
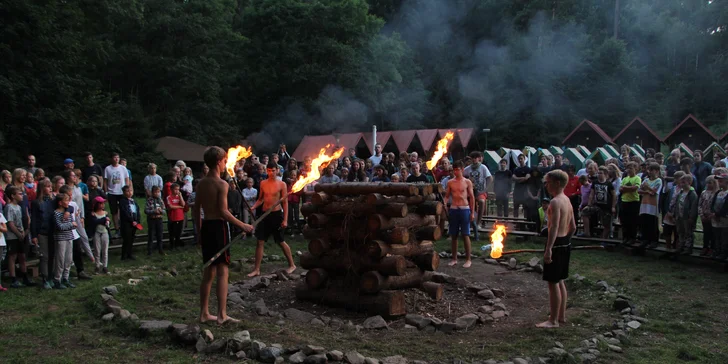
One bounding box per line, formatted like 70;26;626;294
426;131;455;170
490;224;507;259
226;145;253;178
291;144;345;193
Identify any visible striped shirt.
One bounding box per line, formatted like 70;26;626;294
53;210;76;241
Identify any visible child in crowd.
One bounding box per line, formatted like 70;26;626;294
698;176;717;256
242;178;257;225
119;185;140;260
53;192;76;289
182;167;194;196
577;175;592;235
389;173;399;182
563;165;580;217
187;180;200;241
673;174;698;255
637;163;663;248
493;159;512;217
582;166;616;242
0;209;7;291
145;186;166;255
4;186;34;287
285;175;301;234
662;171;685;251
711;169;728;260
538;198;550;236
166;183;185;249
90;197;111;274
25;172;36;201
66;184;94;280
619;162;641;245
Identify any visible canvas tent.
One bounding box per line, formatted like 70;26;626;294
549;146;564;155
703;142;725;162
629;148;645;163
484;150;502;173
603;144;619;158
155;136;207;163
563;148;585;170
577;145;591;158
587;148;611;165
631;144;645;157
677;143;694;159
505;149;524;170
498;147;512;157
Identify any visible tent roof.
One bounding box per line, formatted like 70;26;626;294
631;144;645;156
704;142;725;155
677;143;694;158
155;136;208;162
613;117;663;142
549;146;564;155
362;131;392;154
437;128;475;148
562;119;613;145
664;114;718;141
391;130;418;152
291;133;363;161
416;129;440;151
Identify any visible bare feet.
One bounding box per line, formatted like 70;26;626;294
199;313;218;323
463;260;472;268
217;316;241;326
285;265;297;274
536;320;559;328
247;270;260;278
559;319;567;324
448;260;458;266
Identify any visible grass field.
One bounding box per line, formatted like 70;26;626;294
1;234;727;364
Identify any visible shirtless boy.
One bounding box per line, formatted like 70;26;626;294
537;170;576;328
249;162;297;277
194;147;254;325
445;161;475;268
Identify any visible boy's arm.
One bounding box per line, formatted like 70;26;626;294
144;199;155;215
219;182;253;232
467;180;475;220
588;187;595;205
545;201;562;261
444;180;451;202
120;200;133;223
281;182;288;227
251;183;264;210
54;212;75;231
7;219;23;238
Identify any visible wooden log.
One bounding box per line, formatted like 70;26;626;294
413;225;442;241
299;252;407;276
420;282;443;300
409;201;443;216
320;201;408;218
305;268;329;289
303;225;408;245
300;203;319;217
360;268;425;293
307;213;331;228
311;192;331;205
368;213;436;232
295;285;406;317
308;238;331;257
366;193;436;206
431;183;444;194
415;184;433;196
314;182;419;196
388;227;409;245
411;252;440;271
365;240;434;259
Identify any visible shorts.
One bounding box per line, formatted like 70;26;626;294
200;220;231;266
448;208;471;237
583;206;612;229
477;192;487;200
543;236;571;283
108;194;123;215
255;210;285;244
6;239;27;255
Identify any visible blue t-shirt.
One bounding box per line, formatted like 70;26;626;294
78;182;89;195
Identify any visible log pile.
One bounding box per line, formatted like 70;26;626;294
296;182;445;317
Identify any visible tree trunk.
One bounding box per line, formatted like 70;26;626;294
413;225;442;241
295;285;406;317
299;252;407;276
320;201;408;218
420;282;444;301
368;213;436;231
360;268;425;293
409;201;443;216
308;238;331;257
366;193;436;206
314;182;419;196
300;203;319;217
411;252;440;271
365;240;434;259
307;213;332;228
305;268;329;289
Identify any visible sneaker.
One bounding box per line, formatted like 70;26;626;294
10;280;25;288
62;279;76;288
53;280;67;290
0;285;7;292
95;266;101;275
23;277;37;287
78;271;93;280
113;231;121;239
42;280;53;290
102;267;109;275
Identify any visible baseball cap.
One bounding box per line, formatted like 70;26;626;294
715;172;728;179
94;196;106;203
64;158;74;164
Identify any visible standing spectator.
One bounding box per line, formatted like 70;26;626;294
227;179;243;236
0;170;11;204
369;143;384;165
364;159;374;178
398;166;410;182
63;158;75;171
25;172;36;201
526;168;544;233
33;169;45;187
433;159;450;183
81;152;105;189
383;153;397;178
493;159;512;217
577;175;592;235
563;165;580;218
166;183;185;250
552;154;568;172
284;158;299;181
119;185;140;260
31;179;54;289
619;162;641;245
145;186;166;255
662;171;685;251
371;165;390;182
11;169;31;254
349;161;369;182
340;168;350;181
348;148;358;161
512;154;531;218
320;165;341;183
285;172;302;234
260;155;269;167
85;175;106;220
679;158;696;188
711;169;728;260
581;166;616;241
278;144;291;166
698;176;717;256
637;163;663;248
692;150;712;195
120;158;132;181
341;157;352;172
0;208;6;291
576;159;594;177
104;153;130;237
235;168;247;187
52;192;76;289
406;162;429;183
272;153;284;175
673;174;698;255
4;186;34;287
143;163;163;198
64;180;94;280
463;151;492;235
89;196;111;273
242;178;258;226
25;154;38;175
607;164;622;225
409;152;418;164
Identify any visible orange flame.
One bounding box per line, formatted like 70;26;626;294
291;145;345;193
426;131;455;170
226;145;253;178
490;224;507;259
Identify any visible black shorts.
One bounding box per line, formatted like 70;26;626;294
200;220;231;266
543;236;571;283
6;239;27;255
108;194;123;215
255;210;285;244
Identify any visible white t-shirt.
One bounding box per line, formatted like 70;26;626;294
369;155;383;166
68;201;81;240
0;212;7;246
104;164;129;195
463;163;492;195
144;174;163;193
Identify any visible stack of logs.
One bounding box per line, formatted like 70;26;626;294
296;182;445;317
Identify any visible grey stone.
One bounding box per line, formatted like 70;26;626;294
260;347;284;363
587;349;601;356
608;345;623;353
119;309;131;320
270;254;281;261
430;317;442;326
476;313;494;324
491;311;506;319
411;361;427;364
547;348;568;358
477;289;495;299
454;277;470;286
484;258;499;265
195;337;207;353
620;307;632;314
595;280;609;291
364;358;379;364
330;318;345;329
130;314;139;322
285;308;317;323
528;257;540;267
405;314;432;330
363;315;388;330
613;298;631;311
303;345;326;355
604;337;621;345
534;264;544;273
203;329;214;343
493;303;507;311
430;272;452;283
630;315;649;323
102;313;114;321
235;350;248;359
251;341;267;359
231;330;251;351
478;305;494;314
327;350;344;361
174;324;201;345
304;354;328;364
455;314;479;330
254;299;269;316
554;341;564;348
423;325;436;333
344;351;365;364
276;320;286;326
103;285;119;295
467;283;489;292
205;339;227;354
310;318;326;326
319;315;332;326
290;351;307;364
404;324;417;330
617;293;633;301
139;320;173;335
100;293;114;302
508;258;517;269
579;353;597;363
438;322;457;333
381;355;407;364
491;288;505;298
228;292;244;306
627;320;641;329
167;323;187;333
484;360;498;364
513;359;529;364
276;270;290;281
